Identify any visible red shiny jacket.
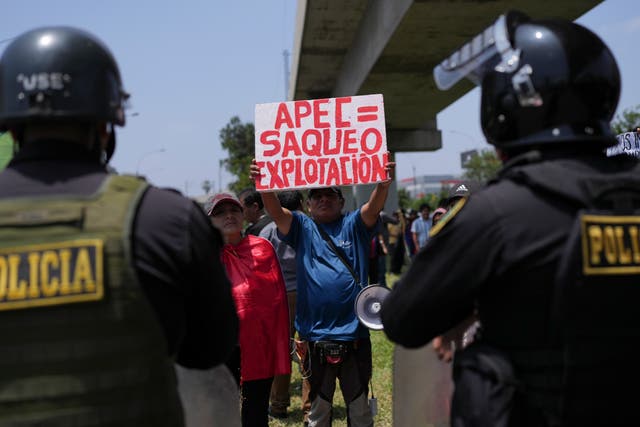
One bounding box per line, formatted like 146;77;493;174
221;235;291;382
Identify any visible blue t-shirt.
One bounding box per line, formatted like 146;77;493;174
282;210;374;341
410;216;431;248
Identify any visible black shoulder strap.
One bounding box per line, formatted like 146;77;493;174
315;223;361;286
501;159;640;213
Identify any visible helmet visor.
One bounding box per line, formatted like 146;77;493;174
433;11;528;90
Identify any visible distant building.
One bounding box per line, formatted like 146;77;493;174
398;174;462;199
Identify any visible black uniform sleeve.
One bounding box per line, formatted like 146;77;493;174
132;187;238;369
381;194;504;348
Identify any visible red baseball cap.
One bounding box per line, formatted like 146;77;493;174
206;192;242;216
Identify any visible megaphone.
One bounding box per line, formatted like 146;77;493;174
354;284;391;330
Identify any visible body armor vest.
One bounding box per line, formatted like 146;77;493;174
551;177;640;426
503;159;640;426
0;175;183;426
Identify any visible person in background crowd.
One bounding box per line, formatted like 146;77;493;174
383;10;640;426
259;190;312;422
431;207;447;227
251;157;395;427
208;192;290;427
375;210;399;285
239;188;271;236
388;209;406;275
368;227;388;285
411;203;431;252
0;26;238;426
404;208;418;259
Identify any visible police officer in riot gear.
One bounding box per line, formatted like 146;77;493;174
0;27;238;425
382;11;640;427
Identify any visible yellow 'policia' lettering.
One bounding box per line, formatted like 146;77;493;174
630;226;640;263
27;252;40;299
8;254;23;300
582;215;640;275
74;248;96;293
59;249;71;295
0;239;104;311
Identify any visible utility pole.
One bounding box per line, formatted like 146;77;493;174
218;159;224;192
412;164;417;199
283;49;290;100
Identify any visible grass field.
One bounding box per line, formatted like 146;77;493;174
268;330;394;427
269;271;403;426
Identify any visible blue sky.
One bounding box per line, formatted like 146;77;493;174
2;1;637;195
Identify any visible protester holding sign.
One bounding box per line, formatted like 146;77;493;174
250;154;394;427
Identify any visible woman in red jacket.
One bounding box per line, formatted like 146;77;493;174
207;192;290;427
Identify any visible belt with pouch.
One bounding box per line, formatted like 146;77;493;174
312;340;360;365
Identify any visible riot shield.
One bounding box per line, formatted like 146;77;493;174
175;364;241;427
392;343;453;427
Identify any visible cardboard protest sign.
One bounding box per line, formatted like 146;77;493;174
254;94;387;191
606;131;640;158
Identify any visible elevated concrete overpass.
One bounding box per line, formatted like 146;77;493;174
288;0;602;208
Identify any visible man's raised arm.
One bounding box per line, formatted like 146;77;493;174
360;156;395;228
250;159;293;236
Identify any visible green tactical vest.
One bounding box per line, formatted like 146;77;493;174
0;175;183;426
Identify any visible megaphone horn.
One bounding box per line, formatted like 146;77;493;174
354;284;391;330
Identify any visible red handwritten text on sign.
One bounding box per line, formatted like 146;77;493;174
254;94;387;191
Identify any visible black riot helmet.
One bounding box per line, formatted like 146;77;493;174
434;11;620;152
0;26;129;159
